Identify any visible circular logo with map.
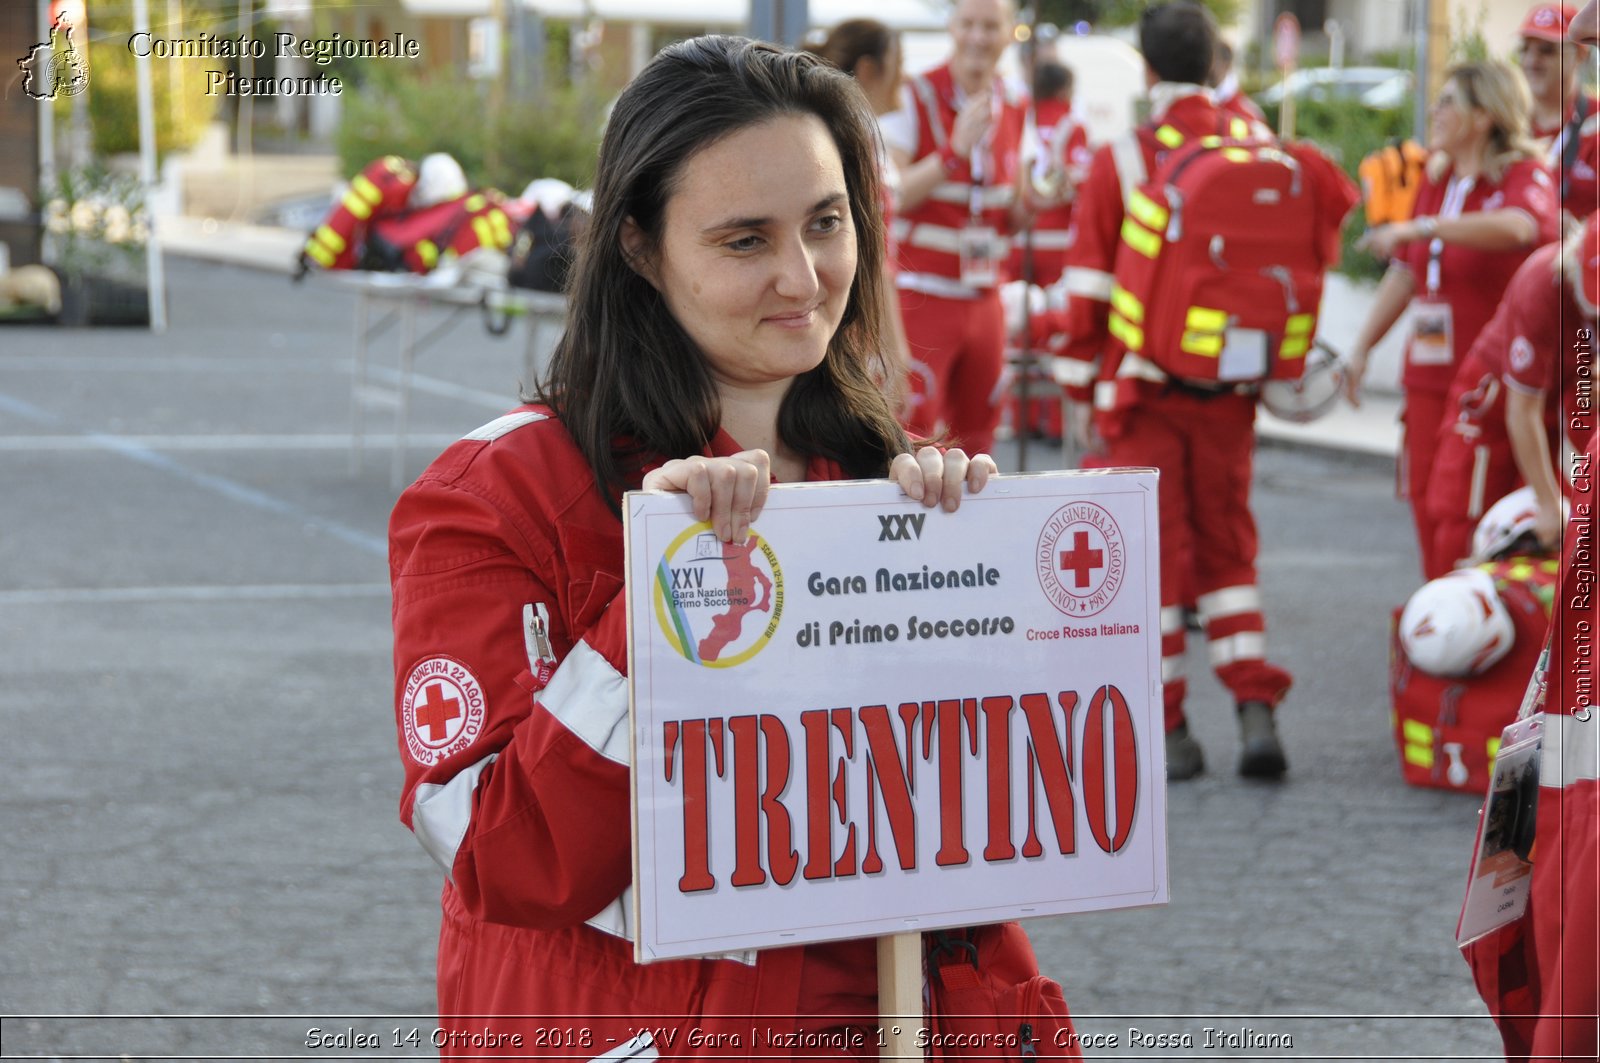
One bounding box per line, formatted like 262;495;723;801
653;524;783;667
1036;501;1126;617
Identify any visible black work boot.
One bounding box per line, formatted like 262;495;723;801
1237;700;1287;778
1165;723;1205;781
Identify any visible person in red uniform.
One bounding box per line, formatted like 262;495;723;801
1424;219;1598;571
1047;1;1354;781
880;0;1030;454
1462;9;1598;1039
1013;59;1089;288
1210;39;1267;127
1518;2;1599;221
808;18;913;414
387;36;1079;1059
1346;59;1560;580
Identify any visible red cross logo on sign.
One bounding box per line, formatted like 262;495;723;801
401;656;486;766
1059;531;1104;588
1036;500;1127;617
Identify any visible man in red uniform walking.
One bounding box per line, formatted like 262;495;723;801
1049;1;1355;781
881;0;1030;454
1519;2;1598;221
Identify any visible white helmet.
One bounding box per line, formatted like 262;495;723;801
1399;568;1515;677
1260;342;1344;424
411;153;468;208
1471;486;1547;561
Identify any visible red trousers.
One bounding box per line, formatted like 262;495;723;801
1402;388;1450;578
898;287;1006;455
1425;368;1518;578
1098;390;1292;731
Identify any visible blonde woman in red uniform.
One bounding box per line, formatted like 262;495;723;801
1344;60;1560;579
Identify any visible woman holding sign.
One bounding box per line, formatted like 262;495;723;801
388;35;1076;1059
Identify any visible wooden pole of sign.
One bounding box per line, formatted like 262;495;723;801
878;932;923;1059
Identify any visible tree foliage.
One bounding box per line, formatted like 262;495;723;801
1032;0;1242;32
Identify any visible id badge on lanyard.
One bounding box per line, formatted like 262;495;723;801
958;100;1005;288
1408;296;1455;366
1408;176;1473;369
959;225;1005;288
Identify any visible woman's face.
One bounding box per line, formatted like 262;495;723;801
636;114;857;397
1429;77;1489;156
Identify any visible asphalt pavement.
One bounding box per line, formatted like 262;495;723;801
0;255;1501;1060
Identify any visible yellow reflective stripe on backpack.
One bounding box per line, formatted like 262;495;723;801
351;174;384;205
341;190;374;220
314;224;346;254
1108;312;1144;351
1403;719;1433;745
1119;218;1161;258
1279;338;1310;359
305;241;335;267
1155;124;1184;148
416;240;439;269
1126;190;1170;233
1404;743;1434;768
1110;285;1145;324
1285;313;1314;336
490;209;511;247
1222;148;1253;163
1229;118;1250;138
466;194;486;211
1181;331;1223;357
1185;306;1227;332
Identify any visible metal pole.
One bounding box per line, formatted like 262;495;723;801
132;0;167;332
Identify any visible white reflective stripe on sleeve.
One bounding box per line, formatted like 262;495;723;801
1468;445;1490;519
1062;267;1114;302
897;272;982;300
1053;358;1097;387
586;888;758;964
463;410;547;442
411;752;499;878
1196;585;1262;622
540;638;630;765
909;76;947;153
1109;133;1146;211
1161;655;1184;683
889;216;913;245
929;183;1014;209
904;223;966;255
1025;229;1073;251
1116;353;1168;383
1160;605;1185;635
1093;380;1118;410
1541;712;1600;785
1209;631;1266;667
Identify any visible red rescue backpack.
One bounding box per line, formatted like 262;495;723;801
1108;126;1349;384
1389;556;1558;793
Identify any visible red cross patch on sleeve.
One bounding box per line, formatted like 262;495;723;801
400;656;487;766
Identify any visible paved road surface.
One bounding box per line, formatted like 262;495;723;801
0;260;1502;1059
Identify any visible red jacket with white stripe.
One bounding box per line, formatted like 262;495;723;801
892;64;1027;293
1463;438;1599;1061
389;406;890;1056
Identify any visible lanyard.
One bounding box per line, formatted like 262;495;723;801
1425;175;1475;295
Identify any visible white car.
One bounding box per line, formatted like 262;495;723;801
1256;66;1412;109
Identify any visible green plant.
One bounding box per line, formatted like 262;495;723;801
43;163;149;281
69;3;221;158
1258;94;1409;282
337;65;602;194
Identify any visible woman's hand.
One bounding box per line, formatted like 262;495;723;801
1356;222;1415;261
890;446;999;512
1341;347;1370;408
642;450;771;543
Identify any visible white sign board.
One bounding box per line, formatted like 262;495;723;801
624;470;1168;963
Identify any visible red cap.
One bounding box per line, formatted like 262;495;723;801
1520;3;1577;42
